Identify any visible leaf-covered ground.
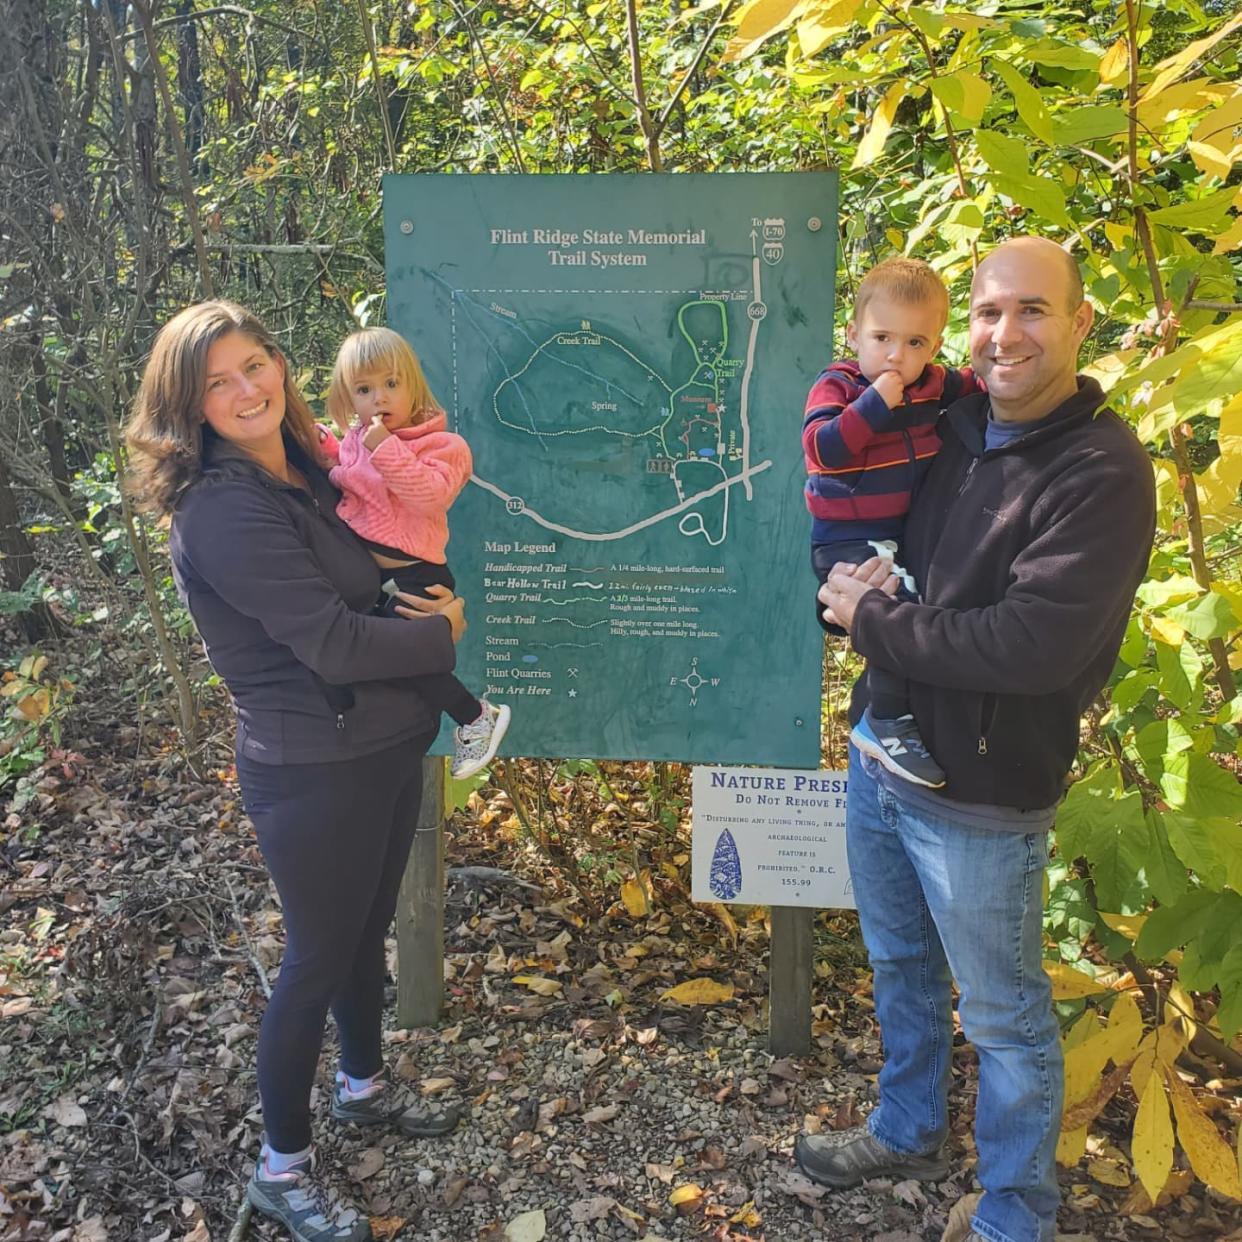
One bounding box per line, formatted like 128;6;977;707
2;632;1242;1242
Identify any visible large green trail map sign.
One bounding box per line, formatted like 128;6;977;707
384;173;836;766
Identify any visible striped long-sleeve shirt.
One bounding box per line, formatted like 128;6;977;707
802;360;980;545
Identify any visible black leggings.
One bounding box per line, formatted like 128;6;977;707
380;560;482;727
237;734;433;1152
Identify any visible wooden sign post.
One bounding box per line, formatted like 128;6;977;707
396;756;446;1028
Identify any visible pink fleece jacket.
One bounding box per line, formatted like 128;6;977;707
320;412;472;563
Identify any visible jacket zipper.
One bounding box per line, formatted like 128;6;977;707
978;693;997;755
956;455;979;497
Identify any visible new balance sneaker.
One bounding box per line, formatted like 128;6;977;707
794;1123;949;1189
850;709;946;788
450;699;511;779
247;1150;372;1242
330;1068;461;1138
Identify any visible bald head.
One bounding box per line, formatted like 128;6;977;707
968;235;1094;423
974;238;1084;312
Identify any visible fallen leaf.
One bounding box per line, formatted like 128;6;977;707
1119;1167;1195;1213
368;1218;407;1242
669;1183;703;1214
420;1076;456;1095
349;1147;385;1180
569;1196;615;1222
738;1078;760;1095
43;1095;87;1128
621;874;652;917
182;1223;210;1242
504;1208;546;1242
730;1200;762;1228
75;1219;109;1242
582;1104;619;1123
1087;1157;1130;1188
512;974;563;996
659;979;734;1005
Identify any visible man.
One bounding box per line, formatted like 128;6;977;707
795;237;1156;1242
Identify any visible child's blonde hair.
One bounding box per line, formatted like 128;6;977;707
327;326;439;429
853;257;949;327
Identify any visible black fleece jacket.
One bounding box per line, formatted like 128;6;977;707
170;435;456;765
851;377;1155;810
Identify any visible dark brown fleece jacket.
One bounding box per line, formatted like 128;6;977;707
851;377;1156;810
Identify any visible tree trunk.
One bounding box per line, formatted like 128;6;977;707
0;442;51;643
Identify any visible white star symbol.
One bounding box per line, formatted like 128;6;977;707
568;688;578;698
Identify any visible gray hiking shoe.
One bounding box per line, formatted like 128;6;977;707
794;1123;949;1189
330;1068;461;1138
246;1151;371;1242
450;699;511;779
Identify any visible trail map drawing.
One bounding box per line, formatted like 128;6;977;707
385;173;835;765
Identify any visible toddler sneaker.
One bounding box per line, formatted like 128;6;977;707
247;1148;372;1242
450;699;511;779
850;708;946;788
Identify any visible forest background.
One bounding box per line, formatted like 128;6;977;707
2;0;1242;1232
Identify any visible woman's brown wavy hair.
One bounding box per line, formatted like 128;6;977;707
125;300;324;517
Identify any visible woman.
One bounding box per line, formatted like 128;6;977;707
127;302;463;1242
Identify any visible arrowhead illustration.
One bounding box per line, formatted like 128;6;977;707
709;828;742;900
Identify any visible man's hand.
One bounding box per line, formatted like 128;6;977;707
362;415;391;451
871;370;905;409
818;555;900;630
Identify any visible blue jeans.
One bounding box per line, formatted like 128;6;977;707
846;746;1062;1242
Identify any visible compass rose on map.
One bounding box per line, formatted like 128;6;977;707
670;656;721;707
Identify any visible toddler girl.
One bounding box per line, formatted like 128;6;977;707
322;327;509;778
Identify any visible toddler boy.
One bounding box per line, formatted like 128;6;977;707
802;257;980;787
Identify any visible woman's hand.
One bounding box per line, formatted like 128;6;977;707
393;585;467;642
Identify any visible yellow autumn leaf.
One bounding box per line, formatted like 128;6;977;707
1132;1072;1175;1201
511;974;563;996
1056;1124;1089;1166
723;0;806;61
1165;981;1198;1041
15;689;52;721
1098;37;1128;86
1063;1026;1109;1108
851;81;906;169
669;1183;704;1206
1147;613;1186;646
1194;390;1242;532
1096;992;1144;1067
796;0;862;58
730;1201;762;1228
1082;350;1140;393
1166;1067;1242;1199
1131;1039;1158;1096
1142;10;1242;101
660;978;735;1005
1212;215;1242;256
1098;911;1148;942
620;872;652;918
1155;1016;1190;1068
19;654;48;680
1045;960;1108;1000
